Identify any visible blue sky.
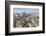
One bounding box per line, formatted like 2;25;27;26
13;8;39;13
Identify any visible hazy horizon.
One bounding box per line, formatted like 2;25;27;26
13;8;39;14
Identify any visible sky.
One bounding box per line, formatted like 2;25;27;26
13;8;39;13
